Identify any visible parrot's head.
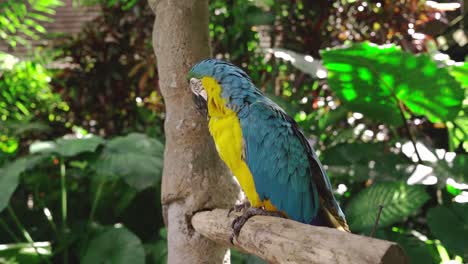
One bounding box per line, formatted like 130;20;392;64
188;59;257;116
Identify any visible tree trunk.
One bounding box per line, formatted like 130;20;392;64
149;0;240;263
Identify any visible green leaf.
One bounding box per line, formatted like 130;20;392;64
0;155;45;212
376;229;437;264
322;143;412;181
432;154;467;183
30;136;104;157
55;136;104;157
449;61;468;88
145;228;167;264
95;133;164;190
321;42;464;125
346;182;430;232
427;204;468;257
81;226;145;264
447;114;468;152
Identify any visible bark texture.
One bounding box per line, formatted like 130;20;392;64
149;1;239;263
192;209;409;264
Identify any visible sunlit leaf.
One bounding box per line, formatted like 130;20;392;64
321;42;464;125
0;0;61;47
427;204;468;257
449;61;468;88
447;115;468;152
346;182;430;232
81;226;145;264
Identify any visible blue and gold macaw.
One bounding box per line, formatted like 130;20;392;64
188;59;349;237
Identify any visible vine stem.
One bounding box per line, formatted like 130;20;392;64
60;158;68;264
370;205;384;237
0;217;20;242
7;206;52;264
89;179;105;222
397;100;423;163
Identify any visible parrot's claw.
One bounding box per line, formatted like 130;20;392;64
227;201;251;216
229;207;284;244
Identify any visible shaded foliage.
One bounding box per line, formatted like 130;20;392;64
53;1;161;136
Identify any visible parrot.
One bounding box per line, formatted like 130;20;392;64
188;59;349;239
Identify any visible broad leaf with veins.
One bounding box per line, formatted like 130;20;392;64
321;42;464;125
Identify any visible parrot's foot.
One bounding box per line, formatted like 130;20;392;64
227;201;251;216
229;208;284;244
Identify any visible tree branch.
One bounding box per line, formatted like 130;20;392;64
192;209;408;264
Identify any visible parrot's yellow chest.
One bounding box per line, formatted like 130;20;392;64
201;77;264;207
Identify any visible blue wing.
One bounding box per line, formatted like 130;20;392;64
240;101;346;226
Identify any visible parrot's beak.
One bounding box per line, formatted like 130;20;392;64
189;78;208;117
189;78;207;101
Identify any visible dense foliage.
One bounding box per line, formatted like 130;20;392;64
0;0;467;263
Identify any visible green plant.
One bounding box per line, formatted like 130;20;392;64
0;52;68;155
0;0;63;48
0;0;466;263
52;1;162;136
0;133;165;263
209;1;467;263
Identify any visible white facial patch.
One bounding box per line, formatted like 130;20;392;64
190;78;207;101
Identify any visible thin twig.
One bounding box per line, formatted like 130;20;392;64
349;55;424;164
370;205;384;237
89;179;105;222
0;217;21;242
8;206;52;264
396;100;423;163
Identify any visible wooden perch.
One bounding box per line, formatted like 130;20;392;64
191;209;408;264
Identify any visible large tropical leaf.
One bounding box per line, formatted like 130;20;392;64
30;135;105;157
427;204;468;257
0;155;45;212
321;42;464;125
95;133;164;190
446;62;468;151
449;61;468;88
346;182;430;232
322;143;412;181
447;113;468;152
81;226;145;264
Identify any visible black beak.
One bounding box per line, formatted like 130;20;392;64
193;93;208;117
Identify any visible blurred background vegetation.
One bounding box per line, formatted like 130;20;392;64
0;0;466;263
